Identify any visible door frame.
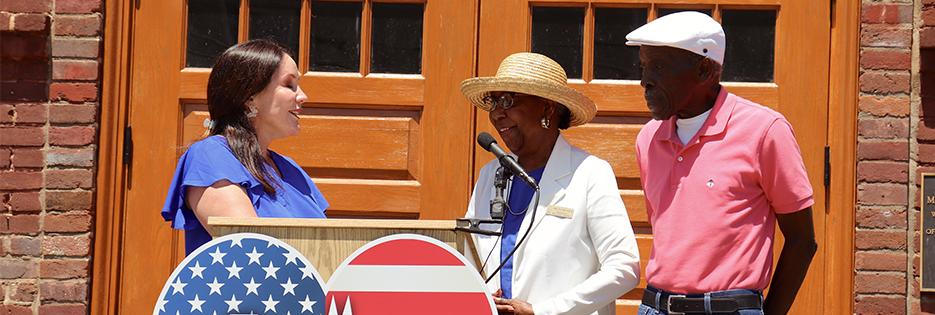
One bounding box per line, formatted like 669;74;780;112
90;0;859;314
91;0;133;314
825;0;858;313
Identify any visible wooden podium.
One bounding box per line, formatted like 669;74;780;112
206;217;479;281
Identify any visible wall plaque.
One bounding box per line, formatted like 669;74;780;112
922;173;935;291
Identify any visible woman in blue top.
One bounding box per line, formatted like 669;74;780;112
162;39;328;254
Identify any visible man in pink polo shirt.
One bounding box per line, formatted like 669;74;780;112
627;12;818;315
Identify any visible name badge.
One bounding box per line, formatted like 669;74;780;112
546;205;574;219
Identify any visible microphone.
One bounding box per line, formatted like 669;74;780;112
477;132;539;190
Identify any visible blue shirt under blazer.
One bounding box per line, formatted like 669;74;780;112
162;135;328;254
465;135;641;315
501;166;545;299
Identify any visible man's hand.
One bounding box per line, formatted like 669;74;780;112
765;207;818;314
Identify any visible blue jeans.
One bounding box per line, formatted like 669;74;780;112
637;286;765;315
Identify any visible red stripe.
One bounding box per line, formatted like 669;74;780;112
326;291;493;315
349;239;463;266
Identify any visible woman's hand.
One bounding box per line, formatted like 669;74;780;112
493;291;534;315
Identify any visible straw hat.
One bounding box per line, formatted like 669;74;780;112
460;52;596;127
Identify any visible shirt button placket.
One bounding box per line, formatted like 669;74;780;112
671;147;684;190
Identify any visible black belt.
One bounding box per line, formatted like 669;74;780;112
641;287;763;314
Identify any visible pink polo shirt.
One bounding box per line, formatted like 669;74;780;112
635;88;813;293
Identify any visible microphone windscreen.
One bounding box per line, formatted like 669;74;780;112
477;132;496;152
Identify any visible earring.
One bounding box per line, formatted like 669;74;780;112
202;118;216;129
246;106;258;118
540;117;550;129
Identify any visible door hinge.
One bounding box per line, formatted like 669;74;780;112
824;145;831;188
830;0;836;26
123;125;133;166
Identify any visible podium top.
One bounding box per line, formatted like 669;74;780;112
206;217;458;230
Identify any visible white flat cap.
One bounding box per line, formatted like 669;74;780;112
625;11;726;65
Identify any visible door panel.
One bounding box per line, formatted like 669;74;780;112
119;0;477;313
770;2;831;313
474;1;829;313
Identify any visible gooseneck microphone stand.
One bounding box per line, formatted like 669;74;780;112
490;166;511;221
456;133;542;284
455;163;542;284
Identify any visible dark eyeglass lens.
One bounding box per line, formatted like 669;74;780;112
500;94;513;110
483;93;517;111
482;96;496;110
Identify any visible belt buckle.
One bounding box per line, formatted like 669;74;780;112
667;294;686;315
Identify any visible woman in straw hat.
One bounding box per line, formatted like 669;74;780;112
462;52;640;315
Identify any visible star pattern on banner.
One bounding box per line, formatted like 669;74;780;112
155;234;326;314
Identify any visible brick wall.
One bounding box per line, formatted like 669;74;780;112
857;0;935;313
0;0;100;314
857;0;915;314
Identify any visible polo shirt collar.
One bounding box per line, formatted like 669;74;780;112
656;86;734;144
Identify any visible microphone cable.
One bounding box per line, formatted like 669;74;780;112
479;230;502;276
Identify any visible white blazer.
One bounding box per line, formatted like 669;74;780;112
465;135;640;315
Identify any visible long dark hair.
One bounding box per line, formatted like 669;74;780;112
206;39;289;194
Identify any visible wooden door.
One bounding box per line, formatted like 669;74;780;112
117;0;477;313
474;1;830;313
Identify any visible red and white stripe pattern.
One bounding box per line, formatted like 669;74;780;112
325;234;496;315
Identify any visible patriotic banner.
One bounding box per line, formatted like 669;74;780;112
153;233;327;315
325;234;496;315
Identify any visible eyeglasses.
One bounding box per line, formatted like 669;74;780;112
482;93;517;111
